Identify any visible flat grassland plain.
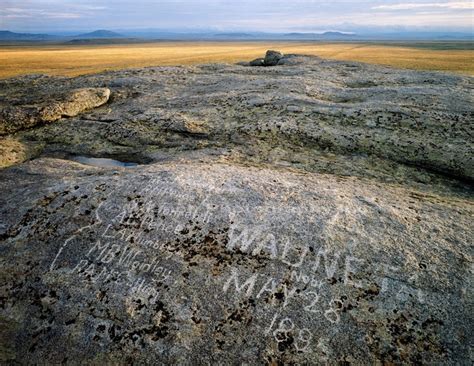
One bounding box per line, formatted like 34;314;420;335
0;41;473;78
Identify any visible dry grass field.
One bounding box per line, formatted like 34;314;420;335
0;42;473;78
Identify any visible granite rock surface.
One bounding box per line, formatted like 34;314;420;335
0;54;473;364
0;87;110;135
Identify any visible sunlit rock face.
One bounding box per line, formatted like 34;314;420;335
0;55;473;364
0;88;110;135
0;55;472;179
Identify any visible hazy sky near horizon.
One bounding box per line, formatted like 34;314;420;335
1;0;473;33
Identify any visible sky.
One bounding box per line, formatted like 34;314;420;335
1;0;473;33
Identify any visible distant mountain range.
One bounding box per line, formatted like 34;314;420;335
201;31;354;40
285;31;353;38
0;29;124;42
0;29;472;42
74;30;124;39
0;30;57;41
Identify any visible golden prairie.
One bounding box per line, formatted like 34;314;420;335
0;42;473;78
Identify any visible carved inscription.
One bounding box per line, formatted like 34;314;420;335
44;178;428;354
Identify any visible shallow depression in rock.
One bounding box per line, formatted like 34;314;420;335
71;156;139;168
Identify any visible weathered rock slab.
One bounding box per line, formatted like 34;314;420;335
0;158;472;364
0;106;38;135
39;87;110;122
0;87;110;135
0;55;473;364
0;55;471;181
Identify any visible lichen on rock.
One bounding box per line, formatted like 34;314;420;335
39;87;110;122
0;54;472;364
0;87;110;135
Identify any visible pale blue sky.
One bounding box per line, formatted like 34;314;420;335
1;0;473;33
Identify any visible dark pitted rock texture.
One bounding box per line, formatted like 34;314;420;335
0;55;473;364
0;106;39;135
0;55;471;179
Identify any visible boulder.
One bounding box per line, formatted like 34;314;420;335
0;106;38;135
0;88;110;136
264;50;284;66
249;58;265;67
39;88;110;122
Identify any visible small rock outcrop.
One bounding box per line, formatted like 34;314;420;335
0;106;38;135
264;50;284;66
39;87;110;122
248;50;284;67
0;87;110;135
249;57;265;66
